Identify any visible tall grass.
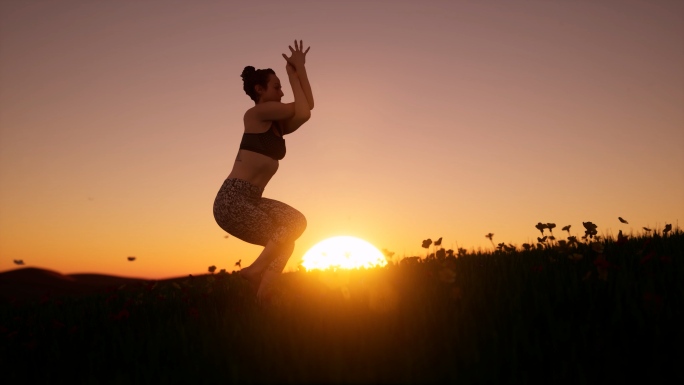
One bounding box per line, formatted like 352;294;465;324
2;229;683;384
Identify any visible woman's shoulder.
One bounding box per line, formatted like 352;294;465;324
243;105;256;119
247;102;295;123
243;106;263;124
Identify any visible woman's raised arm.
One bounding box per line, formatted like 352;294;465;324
295;65;314;110
285;63;311;120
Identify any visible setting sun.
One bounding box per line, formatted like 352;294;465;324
300;236;387;271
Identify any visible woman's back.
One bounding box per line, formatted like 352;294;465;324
227;108;283;189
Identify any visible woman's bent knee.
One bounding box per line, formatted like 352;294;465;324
285;210;307;241
271;211;307;244
295;212;307;239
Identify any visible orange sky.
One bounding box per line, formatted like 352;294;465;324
1;0;683;279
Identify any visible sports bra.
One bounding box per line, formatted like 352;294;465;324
239;121;286;160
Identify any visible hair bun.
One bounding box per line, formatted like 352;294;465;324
241;66;256;81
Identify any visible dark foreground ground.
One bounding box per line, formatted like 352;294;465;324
2;233;683;384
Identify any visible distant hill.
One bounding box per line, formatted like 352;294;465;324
0;267;154;302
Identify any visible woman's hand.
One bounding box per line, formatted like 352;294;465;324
282;39;310;71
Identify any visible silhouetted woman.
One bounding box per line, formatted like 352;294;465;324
213;40;313;301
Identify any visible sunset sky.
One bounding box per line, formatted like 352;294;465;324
1;0;682;279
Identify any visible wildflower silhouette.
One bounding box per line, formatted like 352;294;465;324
421;239;432;259
643;227;652;232
546;223;556;235
13;259;24;265
537;236;547;243
235;259;242;268
432;237;443;259
208;265;217;274
382;248;395;262
617;230;628;245
522;243;532;251
618;217;628;224
562;225;571;234
567;236;578;245
127;256;136;262
535;222;547;235
664;224;672;234
582;222;598;239
485;233;495;248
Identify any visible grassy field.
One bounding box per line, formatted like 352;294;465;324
2;228;683;384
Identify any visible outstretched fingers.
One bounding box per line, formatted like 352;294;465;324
284;39;310;63
290;40;310;53
298;40;310;55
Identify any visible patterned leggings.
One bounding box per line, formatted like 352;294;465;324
213;178;307;272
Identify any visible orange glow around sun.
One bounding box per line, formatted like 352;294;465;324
300;236;387;271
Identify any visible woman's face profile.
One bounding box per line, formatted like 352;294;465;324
257;74;284;103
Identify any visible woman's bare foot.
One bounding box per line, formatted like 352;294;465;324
239;266;262;290
256;270;280;302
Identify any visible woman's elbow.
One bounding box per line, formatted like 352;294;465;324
293;110;311;123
